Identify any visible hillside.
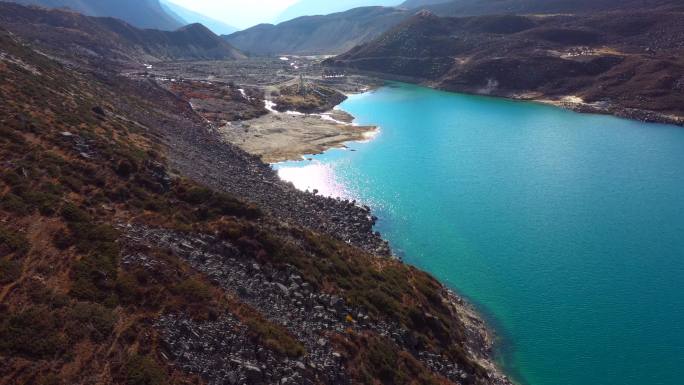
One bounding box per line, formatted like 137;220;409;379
5;0;182;30
326;10;684;125
223;0;683;57
425;0;683;16
275;0;402;23
400;0;450;8
0;2;245;65
0;11;513;385
224;6;408;56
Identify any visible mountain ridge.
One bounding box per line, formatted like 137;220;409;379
160;0;238;35
0;2;245;65
275;0;402;23
4;0;182;30
224;6;409;56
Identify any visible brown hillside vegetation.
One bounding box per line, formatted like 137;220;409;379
0;22;511;385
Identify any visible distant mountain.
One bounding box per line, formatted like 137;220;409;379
326;8;684;122
225;6;408;56
275;0;402;23
6;0;182;30
160;0;238;35
0;2;245;64
227;0;680;57
399;0;451;8
424;0;682;16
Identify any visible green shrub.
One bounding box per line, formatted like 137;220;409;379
53;228;74;250
116;273;147;304
23;190;61;216
59;175;83;192
179;187;213;205
61;203;91;223
35;373;61;385
68;302;117;342
61;201;120;304
123;354;166;385
115;160;138;178
212;193;262;219
0;170;22;187
0;193;30;215
0;307;64;358
0;258;21;284
0;126;26;145
174;278;212;303
70;252;118;303
0;226;29;256
245;318;305;358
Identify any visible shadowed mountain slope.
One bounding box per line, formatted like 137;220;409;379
4;0;182;30
0;2;245;65
326;9;684;124
160;0;238;35
224;6;409;56
275;0;402;23
425;0;684;16
224;0;682;57
400;0;451;8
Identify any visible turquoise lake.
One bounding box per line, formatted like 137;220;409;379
274;83;684;385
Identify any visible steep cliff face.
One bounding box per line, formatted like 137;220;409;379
0;3;245;64
6;0;182;30
326;9;684;124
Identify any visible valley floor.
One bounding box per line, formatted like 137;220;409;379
220;109;376;163
135;57;383;162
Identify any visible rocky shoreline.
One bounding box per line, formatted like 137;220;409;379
534;98;684;127
122;224;513;385
326;68;684;128
130;77;514;384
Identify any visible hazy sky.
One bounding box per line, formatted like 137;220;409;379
165;0;299;29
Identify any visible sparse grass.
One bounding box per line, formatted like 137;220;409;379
67;302;117;342
122;354;167;385
0;193;31;215
0;225;29;256
173;278;213;303
244;315;306;358
0;258;21;284
0;307;65;359
334;334;443;385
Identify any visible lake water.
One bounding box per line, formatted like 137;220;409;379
274;83;684;385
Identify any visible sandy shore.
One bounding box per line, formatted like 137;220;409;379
219;108;376;163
